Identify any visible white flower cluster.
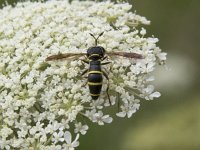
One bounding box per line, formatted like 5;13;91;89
0;0;167;149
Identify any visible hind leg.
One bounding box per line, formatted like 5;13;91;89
102;70;111;105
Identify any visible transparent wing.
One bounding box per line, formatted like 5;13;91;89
45;53;86;61
107;52;143;59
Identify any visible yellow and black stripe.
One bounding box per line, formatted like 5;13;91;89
88;65;103;100
88;54;100;59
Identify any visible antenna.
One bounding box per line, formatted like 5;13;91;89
89;32;104;46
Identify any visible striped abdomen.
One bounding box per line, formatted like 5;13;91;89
88;61;103;100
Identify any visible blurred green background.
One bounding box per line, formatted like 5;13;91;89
1;0;200;150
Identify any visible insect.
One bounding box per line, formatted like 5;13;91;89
46;32;143;104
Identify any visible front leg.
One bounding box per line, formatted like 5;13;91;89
80;59;89;64
80;55;89;64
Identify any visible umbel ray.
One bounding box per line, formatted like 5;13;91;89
46;32;143;104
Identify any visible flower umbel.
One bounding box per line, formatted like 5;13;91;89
0;0;167;149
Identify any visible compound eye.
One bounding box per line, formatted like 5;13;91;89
98;46;103;52
87;47;92;56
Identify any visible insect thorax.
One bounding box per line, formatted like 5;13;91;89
87;46;105;60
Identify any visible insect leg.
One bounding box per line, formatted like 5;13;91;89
80;59;89;64
81;69;88;76
80;55;89;64
81;69;88;87
101;55;111;65
101;62;111;65
102;70;111;105
101;56;108;61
